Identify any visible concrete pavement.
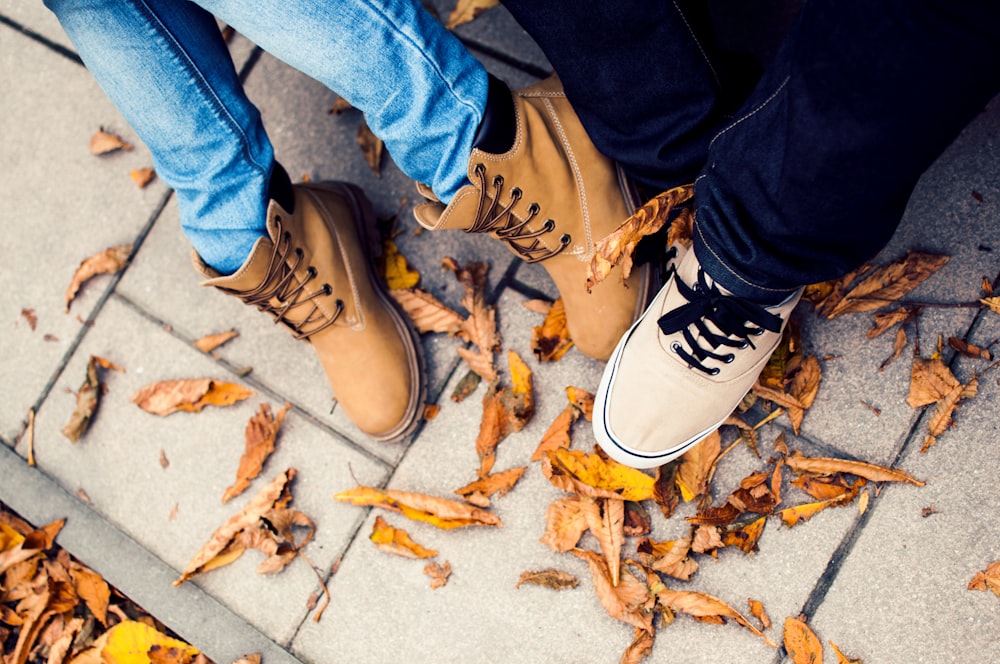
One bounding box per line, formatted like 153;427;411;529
3;3;1000;663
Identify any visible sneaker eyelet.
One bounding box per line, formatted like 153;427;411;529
708;367;721;376
751;327;765;337
723;353;735;364
670;341;682;353
738;340;750;349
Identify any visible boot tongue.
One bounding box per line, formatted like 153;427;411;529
197;234;275;292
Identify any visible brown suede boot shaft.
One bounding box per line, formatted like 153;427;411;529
414;75;650;360
194;182;424;442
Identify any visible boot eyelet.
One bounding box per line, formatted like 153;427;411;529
336;298;345;309
323;284;332;295
284;231;292;241
723;353;735;364
510;187;522;199
307;266;317;277
558;232;570;244
295;248;305;258
474;163;486;176
708;367;721;376
527;202;540;215
493;174;504;187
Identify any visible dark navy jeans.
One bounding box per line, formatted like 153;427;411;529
503;0;1000;301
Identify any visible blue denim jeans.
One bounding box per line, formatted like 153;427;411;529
504;0;1000;301
45;0;488;274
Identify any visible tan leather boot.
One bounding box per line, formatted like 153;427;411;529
194;181;424;442
413;75;651;361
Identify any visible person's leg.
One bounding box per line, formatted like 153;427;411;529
501;0;736;191
45;0;426;441
596;0;1000;468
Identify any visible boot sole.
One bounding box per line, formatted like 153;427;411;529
304;181;427;444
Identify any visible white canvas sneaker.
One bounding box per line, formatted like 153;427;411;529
594;248;803;469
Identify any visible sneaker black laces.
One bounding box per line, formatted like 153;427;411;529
657;267;783;375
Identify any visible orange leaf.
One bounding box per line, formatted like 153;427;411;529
69;563;110;626
530;297;574;361
516;568;580;590
585;498;625;586
424;560;452;589
454;466;526;506
129;167;156;188
783;616;823;663
621;627;655;664
785;453;924;486
334;486;501;529
445;0;499;29
586;184;693;291
175;468;297;584
132;378;254;416
571;549;653;633
369;516;437;559
532;406;577;462
543;448;656;501
222;402;291;504
777;498;844;527
390;288;464;336
444;258;500;382
676;430;721;502
89;128;133;155
636;533;698;581
356;122;383;177
748;598;771;630
65;243;132;311
867;307;914;339
540;496;598;553
652;586;776;647
566;386;595;421
968;560;1000;596
830;641;863;664
721;516;767;554
193;330;238;353
475;382;509;478
906;357;961;408
62;356;103;443
948;337;992;360
827;251;949;318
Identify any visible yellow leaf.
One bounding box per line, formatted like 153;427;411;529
65;244;132;311
379;239;420;290
132;378;254;416
334;486;501;529
369;516;437;559
445;0;499;29
543;448;656;501
783;617;823;664
101;621;198;664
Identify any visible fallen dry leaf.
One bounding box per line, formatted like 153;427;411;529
222;402;291;504
378;239;420;290
587;184;693;291
89;128;133;155
132;378;254;416
542;448;656;502
748;598;771;630
586;498;625;586
334;486;501;529
830;641;862;663
968;560;1000;596
424;560;452;589
948;337;992;360
531;297;574;361
62;355;123;443
676;431;722;502
621;627;655;664
100;621;199;664
783;616;823;664
193;330;238;353
572;549;653;634
721;516;767;554
69;562;110;625
522;299;552;315
455;466;526;507
369;515;437;559
329;97;354;114
65;244;132;311
445;0;499;29
650;583;776;647
636;534;698;581
450;369;481;403
532;405;577;462
827;251;949;318
979;296;1000;314
129;167;156;188
540;496;599;553
357;122;383;177
516;568;580;590
444;258;500;382
20;308;37;331
785;452;925;486
390;288;464;335
175;468;301;584
907;357;962;408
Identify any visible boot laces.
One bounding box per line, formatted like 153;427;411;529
657;267;783;376
466;163;570;263
237;216;343;340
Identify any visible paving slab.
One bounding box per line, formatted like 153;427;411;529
808;308;1000;663
0;28;170;443
23;295;390;646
